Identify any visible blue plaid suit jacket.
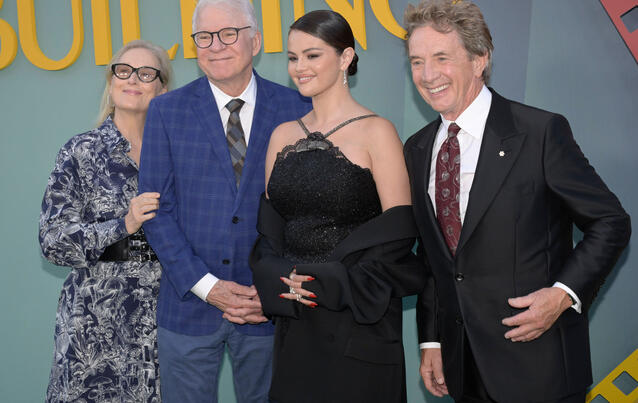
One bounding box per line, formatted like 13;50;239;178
139;73;312;336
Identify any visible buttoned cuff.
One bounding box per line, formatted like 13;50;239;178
553;282;582;314
419;342;441;349
191;273;219;302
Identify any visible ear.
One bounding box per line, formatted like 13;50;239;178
340;47;355;72
472;52;488;79
252;30;262;57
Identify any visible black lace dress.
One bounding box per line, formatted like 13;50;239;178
268;115;381;263
263;115;411;402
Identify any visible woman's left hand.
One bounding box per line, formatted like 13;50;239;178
279;269;318;308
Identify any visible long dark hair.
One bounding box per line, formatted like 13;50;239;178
290;10;359;76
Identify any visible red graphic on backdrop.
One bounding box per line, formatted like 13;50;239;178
600;0;638;62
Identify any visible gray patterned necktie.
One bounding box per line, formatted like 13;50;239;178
225;98;246;187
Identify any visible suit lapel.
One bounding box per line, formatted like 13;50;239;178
456;90;526;254
410;119;454;260
237;73;275;200
191;77;237;192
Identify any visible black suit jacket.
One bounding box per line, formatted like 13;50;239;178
250;195;426;403
404;89;631;402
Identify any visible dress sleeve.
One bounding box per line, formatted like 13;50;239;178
39;141;129;268
297;236;425;324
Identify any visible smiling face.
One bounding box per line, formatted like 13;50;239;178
195;4;261;95
109;47;166;116
287;29;348;98
408;25;487;121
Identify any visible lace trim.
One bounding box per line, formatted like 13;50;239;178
275;136;371;173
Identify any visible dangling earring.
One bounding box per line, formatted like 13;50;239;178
343;70;348;87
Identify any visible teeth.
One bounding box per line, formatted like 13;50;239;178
429;84;448;94
298;76;312;82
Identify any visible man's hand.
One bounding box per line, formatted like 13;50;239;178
502;287;573;342
420;348;448;397
207;280;268;324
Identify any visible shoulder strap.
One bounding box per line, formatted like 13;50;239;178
296;118;312;136
296;114;378;139
323;114;377;139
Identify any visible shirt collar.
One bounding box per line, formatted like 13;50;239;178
99;115;129;154
440;85;492;140
208;73;257;113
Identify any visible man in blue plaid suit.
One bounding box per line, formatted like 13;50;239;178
138;1;311;401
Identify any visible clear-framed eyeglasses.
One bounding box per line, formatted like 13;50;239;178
111;63;163;83
191;26;251;48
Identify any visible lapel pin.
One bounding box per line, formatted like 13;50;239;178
498;150;506;157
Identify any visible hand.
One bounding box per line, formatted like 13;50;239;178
502;287;573;342
207;280;268;324
420;348;448;397
125;192;160;234
279;268;317;308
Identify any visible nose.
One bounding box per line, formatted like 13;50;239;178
421;61;438;84
209;34;226;52
294;57;306;72
127;72;140;84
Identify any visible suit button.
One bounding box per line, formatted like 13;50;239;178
455;273;464;282
232;216;239;224
222;259;230;265
455;317;464;325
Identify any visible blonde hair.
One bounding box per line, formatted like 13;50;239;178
97;40;173;124
404;0;493;83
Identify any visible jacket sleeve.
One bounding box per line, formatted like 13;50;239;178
249;194;299;318
296;236;425;324
39;139;129;269
139;100;212;298
544;114;631;312
415;238;439;343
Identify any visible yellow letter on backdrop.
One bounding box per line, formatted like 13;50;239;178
17;0;84;70
0;0;18;70
91;0;112;65
293;0;305;20
261;0;283;53
121;0;141;44
325;0;366;49
369;0;406;40
180;0;196;59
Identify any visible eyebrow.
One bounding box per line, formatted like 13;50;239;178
287;47;324;55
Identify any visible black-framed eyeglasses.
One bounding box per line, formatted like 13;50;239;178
191;26;251;48
111;63;163;83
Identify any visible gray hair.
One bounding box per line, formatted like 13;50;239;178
97;40;173;124
192;0;259;37
404;0;493;83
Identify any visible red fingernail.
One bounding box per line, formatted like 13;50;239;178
292;265;297;269
307;276;315;281
280;277;286;282
309;302;318;308
279;294;285;298
309;293;317;298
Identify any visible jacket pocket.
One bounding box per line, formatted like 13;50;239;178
344;336;403;365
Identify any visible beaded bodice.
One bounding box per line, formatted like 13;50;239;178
267;115;382;263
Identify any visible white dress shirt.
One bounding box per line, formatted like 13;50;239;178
190;74;258;302
419;86;581;350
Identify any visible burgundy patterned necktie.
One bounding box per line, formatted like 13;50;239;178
225;98;246;187
435;122;462;255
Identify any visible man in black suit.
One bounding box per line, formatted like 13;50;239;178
402;1;631;402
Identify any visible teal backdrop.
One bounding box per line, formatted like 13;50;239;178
0;1;636;402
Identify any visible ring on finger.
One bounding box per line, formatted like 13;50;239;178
289;287;296;295
296;294;301;302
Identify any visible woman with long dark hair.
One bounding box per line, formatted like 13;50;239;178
251;10;425;403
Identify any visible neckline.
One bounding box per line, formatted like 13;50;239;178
296;114;377;140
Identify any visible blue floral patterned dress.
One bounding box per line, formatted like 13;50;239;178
40;117;161;402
